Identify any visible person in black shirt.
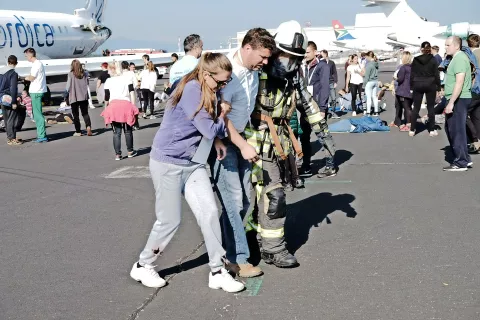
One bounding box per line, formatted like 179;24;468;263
320;50;340;118
96;62;110;106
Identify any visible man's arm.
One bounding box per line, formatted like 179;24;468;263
25;62;38;82
331;61;338;87
445;72;466;114
310;62;330;114
223;116;258;161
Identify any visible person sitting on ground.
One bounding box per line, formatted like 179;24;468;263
17;90;33;121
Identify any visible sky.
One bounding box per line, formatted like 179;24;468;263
2;0;478;51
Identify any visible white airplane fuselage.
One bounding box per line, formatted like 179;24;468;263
0;10;111;61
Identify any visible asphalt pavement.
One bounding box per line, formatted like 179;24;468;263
1;62;479;320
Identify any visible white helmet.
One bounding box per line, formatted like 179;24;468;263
273;20;308;57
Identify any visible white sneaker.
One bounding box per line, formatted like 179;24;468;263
208;268;244;293
429;130;438;137
150;115;157;120
130;262;166;288
468;162;473;168
352;111;357;117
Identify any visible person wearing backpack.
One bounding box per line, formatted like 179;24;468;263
466;34;480;153
0;55;22;145
443;36;472;172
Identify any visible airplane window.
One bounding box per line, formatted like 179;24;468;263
64;26;68;33
58;26;62;33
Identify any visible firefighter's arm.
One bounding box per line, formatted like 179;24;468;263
293;73;324;133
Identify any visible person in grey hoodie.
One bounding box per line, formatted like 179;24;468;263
362;51;380;116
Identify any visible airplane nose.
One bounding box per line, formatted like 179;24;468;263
387;33;397;41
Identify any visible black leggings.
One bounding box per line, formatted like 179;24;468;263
141;89;154;114
71;100;91;133
394;95;413;126
411;83;436;132
466;93;480;142
349;83;363;112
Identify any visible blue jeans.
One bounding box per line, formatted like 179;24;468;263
445;98;472;168
209;141;252;264
365;81;379;114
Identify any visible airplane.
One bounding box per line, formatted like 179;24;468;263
0;1;175;84
330;19;405;52
363;0;480;52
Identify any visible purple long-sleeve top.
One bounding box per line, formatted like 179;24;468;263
396;64;412;99
150;80;227;165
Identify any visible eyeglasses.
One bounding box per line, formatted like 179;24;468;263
208;73;232;88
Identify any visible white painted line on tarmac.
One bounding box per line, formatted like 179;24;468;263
104;166;150;179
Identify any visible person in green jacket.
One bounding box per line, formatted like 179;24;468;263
362;51;380;116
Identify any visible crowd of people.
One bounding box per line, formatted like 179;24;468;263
1;20;479;294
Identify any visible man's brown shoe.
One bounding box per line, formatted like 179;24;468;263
238;263;263;278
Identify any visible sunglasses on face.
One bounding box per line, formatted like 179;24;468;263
208;73;232;88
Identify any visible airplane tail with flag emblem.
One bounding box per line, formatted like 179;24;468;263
332;20;356;41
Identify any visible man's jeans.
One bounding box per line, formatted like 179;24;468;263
209;141;252;264
445;98;472;168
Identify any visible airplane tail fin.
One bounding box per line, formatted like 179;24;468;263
75;0;107;25
332;20;356;41
361;0;425;26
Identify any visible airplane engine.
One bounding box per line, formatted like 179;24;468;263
436;22;471;39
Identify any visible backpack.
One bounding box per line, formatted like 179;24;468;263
461;46;480;95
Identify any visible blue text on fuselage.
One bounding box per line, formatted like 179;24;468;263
0;15;54;49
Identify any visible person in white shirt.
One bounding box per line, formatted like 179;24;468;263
100;63;139;160
345;54;365;116
139;61;158;119
24;48;48;143
169;34;203;85
207;28;275;278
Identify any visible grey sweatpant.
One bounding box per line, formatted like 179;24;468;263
138;159;225;272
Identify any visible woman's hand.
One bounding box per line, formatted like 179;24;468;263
214;138;227;160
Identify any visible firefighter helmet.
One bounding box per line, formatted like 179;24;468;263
273;20;308;57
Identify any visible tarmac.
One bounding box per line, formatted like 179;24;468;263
1;62;479;320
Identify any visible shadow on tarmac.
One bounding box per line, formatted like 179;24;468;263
311;149;353;173
285;192;357;254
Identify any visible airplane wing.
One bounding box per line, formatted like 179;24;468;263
331;41;348;47
1;53;173;82
1;48;234;83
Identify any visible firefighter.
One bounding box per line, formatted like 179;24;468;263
245;20;336;268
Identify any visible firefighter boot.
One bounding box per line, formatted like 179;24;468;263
261;250;299;268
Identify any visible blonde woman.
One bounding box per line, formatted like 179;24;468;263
130;53;257;293
394;52;414;132
100;63;139;160
139;61;158;119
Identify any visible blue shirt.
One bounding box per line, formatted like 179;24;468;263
169;55;199;84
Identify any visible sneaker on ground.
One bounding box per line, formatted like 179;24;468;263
208;268;244;293
352;111;357;117
149;115;156;120
429;130;438;137
73;132;82;137
317;167;337;179
34;137;48;143
128;150;138;158
409;131;415;137
443;165;468;172
115;155;122;161
238;263;263;278
299;168;313;178
467;162;473;168
142;114;148;119
130;262;166;288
